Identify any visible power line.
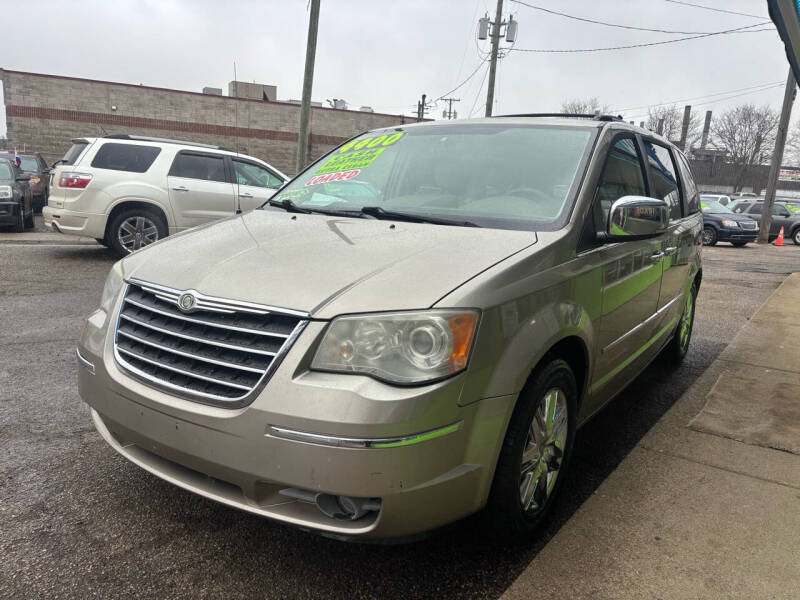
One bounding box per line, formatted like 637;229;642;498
509;0;769;35
614;80;786;113
432;58;488;103
511;22;774;53
623;84;785;121
664;0;767;20
469;62;491;117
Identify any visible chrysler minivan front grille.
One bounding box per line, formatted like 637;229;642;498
113;280;308;406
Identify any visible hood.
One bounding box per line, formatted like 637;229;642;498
122;210;537;318
703;212;756;222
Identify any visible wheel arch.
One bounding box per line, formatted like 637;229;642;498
104;200;170;242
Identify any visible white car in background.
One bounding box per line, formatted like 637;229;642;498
699;193;732;207
44;135;287;255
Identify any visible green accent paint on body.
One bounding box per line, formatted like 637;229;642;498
371;422;461;448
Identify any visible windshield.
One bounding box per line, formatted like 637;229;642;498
268;124;595;230
0;162;12;180
701;199;732;213
19;157;38;173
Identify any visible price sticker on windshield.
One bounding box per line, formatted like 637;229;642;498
314;132;405;175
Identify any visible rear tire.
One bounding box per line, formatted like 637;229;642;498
485;358;577;540
792;228;800;245
107;208;167;256
664;281;697;365
702;226;717;246
95;237;110;248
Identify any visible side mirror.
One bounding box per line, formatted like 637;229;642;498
600;196;668;242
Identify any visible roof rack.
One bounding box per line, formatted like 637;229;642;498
494;113;624;122
103;134;233;152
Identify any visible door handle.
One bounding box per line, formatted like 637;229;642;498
172;186;189;192
240;192;253;198
664;246;678;255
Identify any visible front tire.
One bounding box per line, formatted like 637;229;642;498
485;358;577;540
108;208;167;256
12;202;24;232
702;226;717;246
23;207;34;229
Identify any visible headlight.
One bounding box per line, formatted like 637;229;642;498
311;310;479;384
100;261;125;314
0;185;11;199
721;220;740;228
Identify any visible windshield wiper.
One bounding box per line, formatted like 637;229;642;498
359;206;479;228
267;198;313;213
267;198;364;218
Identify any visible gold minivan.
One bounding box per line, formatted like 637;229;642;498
77;116;702;540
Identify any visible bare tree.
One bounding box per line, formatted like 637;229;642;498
560;97;609;115
783;118;800;167
711;104;780;191
645;105;702;149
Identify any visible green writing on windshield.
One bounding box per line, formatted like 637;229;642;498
314;132;405;175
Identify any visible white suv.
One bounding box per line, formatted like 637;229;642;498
44;135;287;254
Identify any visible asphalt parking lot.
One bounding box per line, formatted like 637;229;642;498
1;228;798;600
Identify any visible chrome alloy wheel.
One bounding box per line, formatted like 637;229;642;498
702;228;714;246
679;290;695;352
118;216;159;252
519;387;568;513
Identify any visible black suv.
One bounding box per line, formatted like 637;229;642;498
0;157;35;231
731;200;800;244
700;198;759;246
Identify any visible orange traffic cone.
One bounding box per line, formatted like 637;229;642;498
774;226;785;246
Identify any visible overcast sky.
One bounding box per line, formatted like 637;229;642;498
0;0;791;135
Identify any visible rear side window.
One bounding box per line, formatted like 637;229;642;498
91;143;161;173
62;142;88;166
644;141;682;220
593;137;647;232
675;153;700;215
169;153;228;183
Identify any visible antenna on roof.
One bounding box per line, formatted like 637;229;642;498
233;61;241;214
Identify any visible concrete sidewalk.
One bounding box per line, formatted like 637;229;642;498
503;274;800;599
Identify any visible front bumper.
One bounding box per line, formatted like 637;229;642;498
43;206;106;238
717;227;758;242
77;306;516;539
0;200;20;225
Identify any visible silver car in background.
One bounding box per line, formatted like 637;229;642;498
77;116;702;540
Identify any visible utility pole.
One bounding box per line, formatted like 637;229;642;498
678;105;691;151
485;0;504;117
295;0;321;174
478;4;517;117
700;110;712;149
442;97;460;120
416;94;428;121
759;67;796;244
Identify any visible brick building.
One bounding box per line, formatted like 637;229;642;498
1;69;413;175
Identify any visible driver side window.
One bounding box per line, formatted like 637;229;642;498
593;137;647;232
